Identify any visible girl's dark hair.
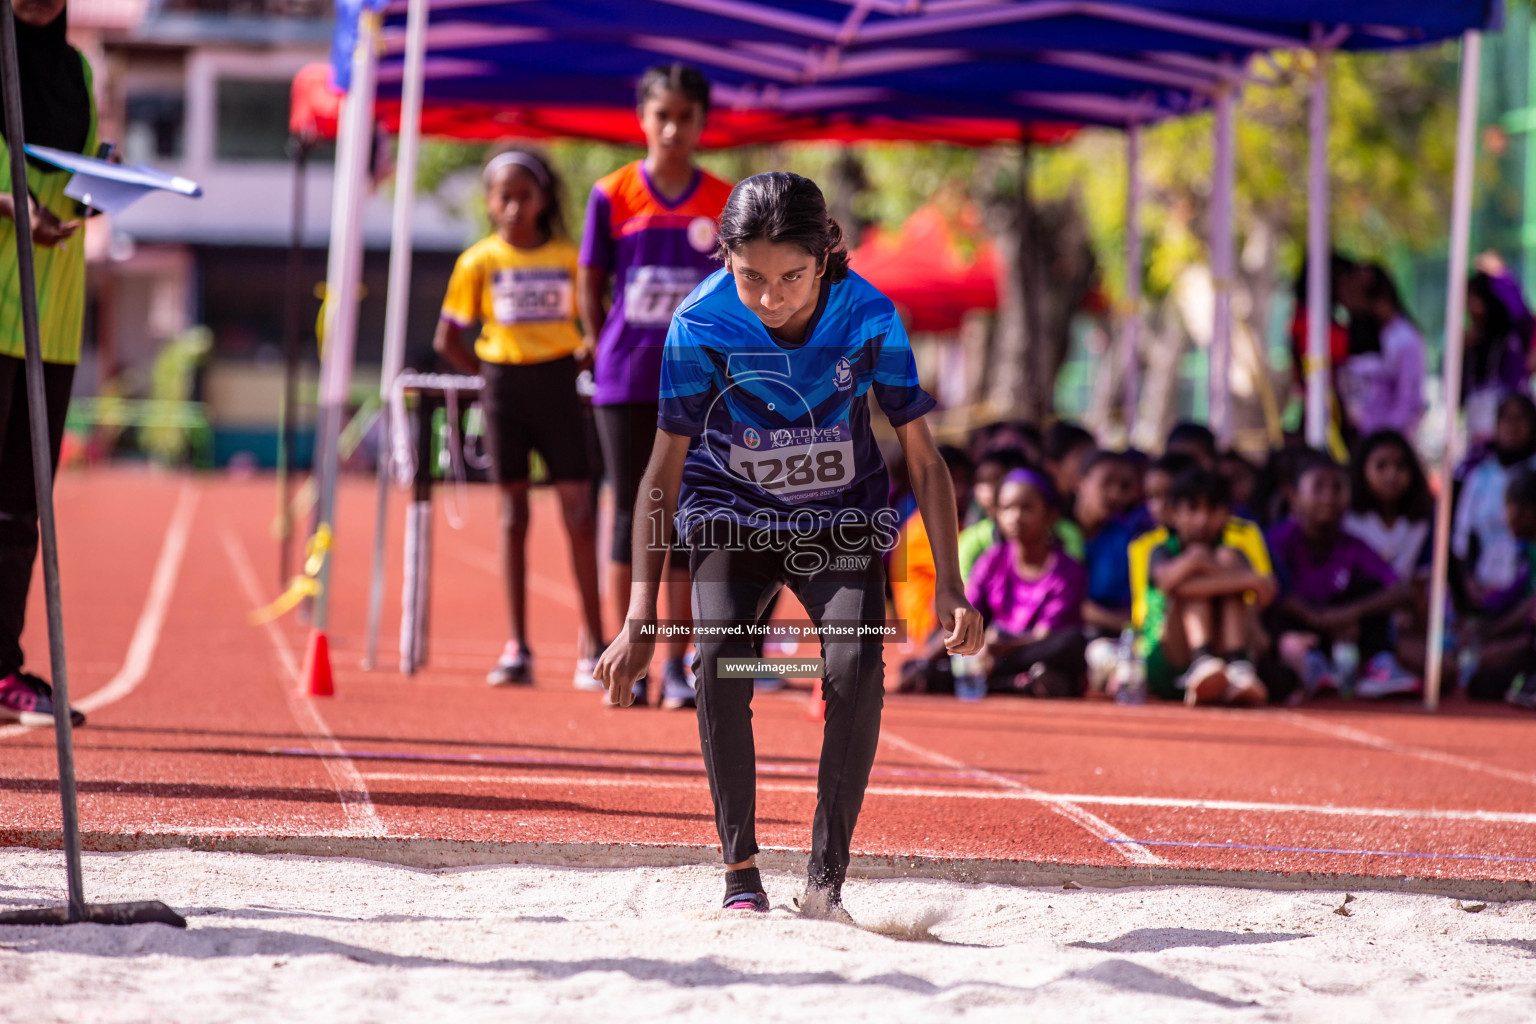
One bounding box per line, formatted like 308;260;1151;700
637;62;711;114
1359;263;1407;320
1467;272;1516;389
1170;468;1232;509
482;148;567;240
1165;421;1217;460
717;172;850;283
1042;420;1094;464
1350;430;1431;520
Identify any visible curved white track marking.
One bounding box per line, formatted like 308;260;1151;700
879;731;1164;865
1279;711;1536;788
0;481;199;739
222;531;385;838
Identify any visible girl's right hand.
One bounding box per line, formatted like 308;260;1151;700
594;630;655;707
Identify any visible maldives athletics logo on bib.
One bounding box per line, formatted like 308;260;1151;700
833;356;854;391
742;427;762;449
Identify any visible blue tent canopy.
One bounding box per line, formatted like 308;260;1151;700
333;0;1501;132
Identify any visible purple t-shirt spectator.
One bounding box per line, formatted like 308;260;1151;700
578;162;734;406
1266;519;1398;606
966;544;1086;636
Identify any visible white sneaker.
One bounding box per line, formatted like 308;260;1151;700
1353;653;1421;699
1181;655;1229;705
572;656;604;691
1223;660;1268;706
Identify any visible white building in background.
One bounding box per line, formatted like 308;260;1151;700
69;0;479;465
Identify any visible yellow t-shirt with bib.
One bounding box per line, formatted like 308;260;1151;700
440;235;583;365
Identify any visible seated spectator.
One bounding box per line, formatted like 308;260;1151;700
1336;263;1426;442
894;444;974;666
1464;272;1531;445
1217;450;1260;520
1462;466;1536;707
1130;469;1274;705
1132;451;1200;535
1165;421;1218;469
1345;430;1433;582
1268;453;1418;698
1077;449;1139;632
1042;420;1095;516
959;447;1084;580
1453;394;1536;615
968;469;1087;696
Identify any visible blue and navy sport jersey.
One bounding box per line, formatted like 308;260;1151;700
659;268;936;533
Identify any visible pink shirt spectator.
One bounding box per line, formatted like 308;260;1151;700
966;544;1085;636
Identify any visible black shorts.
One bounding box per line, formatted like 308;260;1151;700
595;401;664;563
479;356;590;485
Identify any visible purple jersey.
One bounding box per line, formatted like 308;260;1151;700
579;161;733;406
1267;519;1398;606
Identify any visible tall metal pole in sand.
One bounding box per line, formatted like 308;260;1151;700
0;0;182;928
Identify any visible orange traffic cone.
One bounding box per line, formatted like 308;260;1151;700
805;676;826;721
301;628;334;698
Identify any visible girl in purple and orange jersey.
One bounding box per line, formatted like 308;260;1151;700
578;63;733;709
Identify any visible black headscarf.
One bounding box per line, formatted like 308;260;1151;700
4;6;91;156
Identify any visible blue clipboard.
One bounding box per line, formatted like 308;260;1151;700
23;145;202;216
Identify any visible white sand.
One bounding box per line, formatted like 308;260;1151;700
0;847;1532;1023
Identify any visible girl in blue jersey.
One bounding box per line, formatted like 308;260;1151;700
595;173;983;919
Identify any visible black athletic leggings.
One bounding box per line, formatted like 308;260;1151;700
689;526;886;895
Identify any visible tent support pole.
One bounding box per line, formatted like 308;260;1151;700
364;0;428;670
1426;31;1483;712
1122;122;1142;438
278;137;309;588
312;10;379;632
1304;44;1331;449
1210;84;1235;446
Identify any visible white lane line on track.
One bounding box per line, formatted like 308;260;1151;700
0;481;199;740
877;731;1164;864
223;531;386;839
356;769;1536;826
1279;711;1536;788
452;544;577;608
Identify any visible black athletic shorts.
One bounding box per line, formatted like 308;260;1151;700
595;400;668;564
479;356;590;484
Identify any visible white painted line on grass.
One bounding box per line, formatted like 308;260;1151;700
0;481;199;739
223;531;386;839
879;731;1164;865
1280;711;1536;788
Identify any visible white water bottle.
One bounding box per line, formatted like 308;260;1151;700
1114;628;1146;705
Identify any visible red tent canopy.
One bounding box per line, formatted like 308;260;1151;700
288;63;1074;148
850;199;997;334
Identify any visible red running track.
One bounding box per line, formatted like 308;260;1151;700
1;469;1533;892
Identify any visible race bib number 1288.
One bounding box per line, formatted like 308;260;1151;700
729;424;855;504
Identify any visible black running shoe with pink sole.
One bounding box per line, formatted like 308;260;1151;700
723;891;769;913
0;672;85;728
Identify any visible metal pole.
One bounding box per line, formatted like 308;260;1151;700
312;11;379;632
0;0;85;919
1122;122;1142;435
1426;31;1484;713
278;138;309;587
1210;85;1235;447
1304;45;1331;449
364;0;427;670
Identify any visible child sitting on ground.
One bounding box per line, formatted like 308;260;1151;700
1267;452;1418;699
1453;394;1536;616
1461;467;1536;708
1127;451;1199;537
968;469;1088;696
1131;469;1274;705
1344;430;1433;672
1077;449;1140;632
959;447;1084;580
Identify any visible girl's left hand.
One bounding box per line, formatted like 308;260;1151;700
937;590;984;656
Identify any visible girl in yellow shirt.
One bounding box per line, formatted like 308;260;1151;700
434;149;603;688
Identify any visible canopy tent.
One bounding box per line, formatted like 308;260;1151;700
310;0;1500;709
850;201;998;334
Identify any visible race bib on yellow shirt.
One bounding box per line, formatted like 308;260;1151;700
491;267;573;325
624;266;702;327
729;424;855;505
